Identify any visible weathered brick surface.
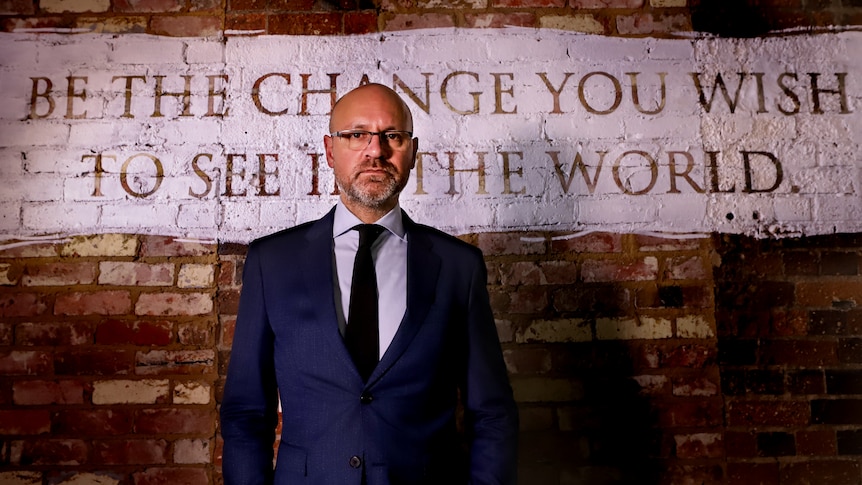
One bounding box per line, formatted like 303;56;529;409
54;291;132;316
99;262;174;287
12;380;85;405
0;234;218;483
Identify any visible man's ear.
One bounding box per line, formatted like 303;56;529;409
324;135;335;168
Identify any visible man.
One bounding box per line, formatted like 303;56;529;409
220;83;518;485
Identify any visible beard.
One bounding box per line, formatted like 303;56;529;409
336;163;407;210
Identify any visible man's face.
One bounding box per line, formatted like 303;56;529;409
324;86;418;214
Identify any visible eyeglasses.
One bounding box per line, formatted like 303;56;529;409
330;130;413;151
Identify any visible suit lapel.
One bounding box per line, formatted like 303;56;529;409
371;213;440;383
296;208;360;376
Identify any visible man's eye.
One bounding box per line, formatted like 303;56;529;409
385;132;403;142
349;132;367;139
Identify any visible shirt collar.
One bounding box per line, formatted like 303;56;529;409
333;201;406;241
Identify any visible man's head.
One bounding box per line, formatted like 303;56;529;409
324;83;418;222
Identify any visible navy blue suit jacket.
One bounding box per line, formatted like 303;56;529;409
221;208;518;485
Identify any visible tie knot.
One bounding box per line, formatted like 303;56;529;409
354;224;384;249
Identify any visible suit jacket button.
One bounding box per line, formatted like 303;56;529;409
349;455;362;468
360;392;373;404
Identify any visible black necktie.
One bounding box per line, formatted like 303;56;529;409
345;224;384;381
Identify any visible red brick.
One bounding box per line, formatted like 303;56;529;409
219;316;236;350
54;409;134;435
727;462;779;485
140;236;215;257
94;439;168;465
616;12;691;35
661;344;715;368
550;232;622;253
217;289;241;314
1;15;72;31
383;13;456;30
13;380;85;405
674;433;723;459
217;259;237;287
178;321;214;346
655;397;723;427
75;15;149;33
0;410;50;434
226;12;266;31
463;12;537;28
54;291;132;316
135;350;215;375
98;262;174;286
796;429;837;456
770;309;808;336
344;11;377;34
12;439;88;465
760;339;837;366
22;262;96;286
539;261;577;284
664;256;707;280
151;15;223;36
114;0;183;13
500;262;544;286
727;400;810;427
1;0;36;14
503;348;552;374
0;322;11;345
494;0;564;5
269;13;341;35
0;292;48;317
672;371;720;397
96;319;173;346
268;0;314;8
228;0;265;10
136;292;213;316
0;351;53;376
797;281;862;308
508;286;548;314
571;0;643;6
780;460;861;485
725;431;758;458
55;350;134;376
133;467;210;485
476;233;545;256
15;322;93;346
636;234;703;251
189;0;220;12
581;257;658;282
135;408;215;434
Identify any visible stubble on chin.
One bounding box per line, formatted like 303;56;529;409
338;170;403;210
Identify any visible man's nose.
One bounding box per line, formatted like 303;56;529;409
364;133;390;157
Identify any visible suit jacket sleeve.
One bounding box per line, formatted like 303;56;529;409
220;243;279;485
464;251;519;485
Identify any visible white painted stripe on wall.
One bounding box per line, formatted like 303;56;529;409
0;28;859;243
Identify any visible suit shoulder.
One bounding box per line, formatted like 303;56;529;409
248;220;317;252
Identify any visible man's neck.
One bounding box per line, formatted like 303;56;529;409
341;197;398;224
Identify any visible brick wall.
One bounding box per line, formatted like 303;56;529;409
5;231;861;484
2;0;861;36
0;235;219;485
2;1;862;485
715;234;862;485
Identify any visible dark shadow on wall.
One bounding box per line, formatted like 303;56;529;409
690;0;771;37
518;281;664;485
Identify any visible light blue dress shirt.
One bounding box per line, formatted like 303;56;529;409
332;202;408;359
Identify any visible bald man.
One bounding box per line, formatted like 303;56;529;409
220;84;518;485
